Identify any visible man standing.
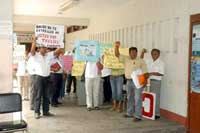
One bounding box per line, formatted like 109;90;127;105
115;41;148;122
30;38;63;119
141;48;165;119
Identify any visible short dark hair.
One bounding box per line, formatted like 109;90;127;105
115;41;120;45
129;47;137;53
151;48;160;54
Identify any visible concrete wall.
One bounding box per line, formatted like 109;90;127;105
0;0;13;93
65;0;200;117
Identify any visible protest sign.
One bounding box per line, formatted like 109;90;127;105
103;48;124;69
72;61;85;76
62;55;73;72
13;45;25;64
100;43;113;55
75;40;100;62
35;24;64;48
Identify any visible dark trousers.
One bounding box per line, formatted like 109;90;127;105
50;73;63;104
30;75;37;109
102;76;112;102
66;74;76;93
35;75;50;114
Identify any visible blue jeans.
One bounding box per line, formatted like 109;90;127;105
126;80;143;119
110;76;124;101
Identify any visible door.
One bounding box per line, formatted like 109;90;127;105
188;14;200;133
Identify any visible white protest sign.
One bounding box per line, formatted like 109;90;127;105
13;45;25;63
35;24;64;48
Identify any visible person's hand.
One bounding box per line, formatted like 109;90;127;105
142;48;147;53
115;43;120;48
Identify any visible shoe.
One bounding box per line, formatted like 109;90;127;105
155;115;160;120
51;103;58;107
56;101;62;105
94;107;100;110
87;107;92;111
123;114;133;118
133;117;141;122
24;98;29;101
34;113;40;119
30;107;34;110
43;112;54;117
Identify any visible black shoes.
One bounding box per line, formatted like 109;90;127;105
133;117;142;122
123;114;133;118
87;107;100;111
43;112;54;117
94;107;100;110
51;103;58;107
155;115;160;120
87;107;92;111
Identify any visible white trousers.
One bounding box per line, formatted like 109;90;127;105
17;76;30;99
85;77;100;108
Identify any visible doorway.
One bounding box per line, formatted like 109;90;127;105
188;14;200;133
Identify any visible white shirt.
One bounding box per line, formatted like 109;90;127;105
31;52;54;77
146;58;164;80
85;62;100;78
50;56;64;74
101;68;111;77
16;60;28;76
27;56;36;75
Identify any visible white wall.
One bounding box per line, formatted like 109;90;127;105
0;0;13;93
65;29;89;50
65;0;200;117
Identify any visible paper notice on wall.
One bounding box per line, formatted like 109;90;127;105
35;24;64;48
192;24;200;56
71;61;85;76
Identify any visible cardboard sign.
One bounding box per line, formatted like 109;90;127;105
72;61;85;76
103;48;124;69
131;69;146;89
35;24;64;48
142;91;156;120
75;40;100;62
62;55;73;72
13;45;25;64
100;43;113;55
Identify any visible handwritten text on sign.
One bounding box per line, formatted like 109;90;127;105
35;24;64;48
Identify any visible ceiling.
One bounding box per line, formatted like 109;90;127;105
14;0;133;18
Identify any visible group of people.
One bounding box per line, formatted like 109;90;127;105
16;38;164;122
16;38;76;119
84;41;164;122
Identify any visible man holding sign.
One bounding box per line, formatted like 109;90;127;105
115;41;148;122
31;24;64;119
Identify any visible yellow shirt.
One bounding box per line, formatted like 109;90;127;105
119;55;147;79
111;69;124;76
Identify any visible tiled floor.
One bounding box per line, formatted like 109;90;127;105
22;94;185;133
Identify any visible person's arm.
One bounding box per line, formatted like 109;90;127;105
140;48;147;59
114;43;120;58
53;48;64;56
149;72;164;76
30;37;37;56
